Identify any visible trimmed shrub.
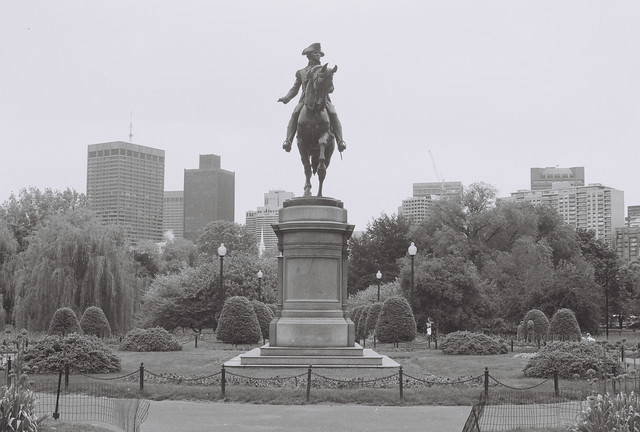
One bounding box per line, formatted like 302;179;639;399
350;306;367;340
24;333;121;373
216;296;261;345
516;322;524;341
120;327;181;352
375;297;417;343
265;303;278;317
252;300;275;341
523;341;621;378
80;306;112;338
357;305;373;341
523;309;550;342
548;308;581;341
365;303;383;338
48;307;81;336
441;331;508;355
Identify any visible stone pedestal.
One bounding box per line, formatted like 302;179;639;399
231;197;397;368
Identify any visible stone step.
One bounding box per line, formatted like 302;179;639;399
260;344;364;357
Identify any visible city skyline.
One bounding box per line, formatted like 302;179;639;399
2;1;639;231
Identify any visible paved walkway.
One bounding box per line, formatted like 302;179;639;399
142;401;471;432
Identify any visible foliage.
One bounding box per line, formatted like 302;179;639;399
407;255;490;332
48;307;81;336
196;221;257;257
251;300;274;341
375;297;416;343
0;383;44;432
523;341;620;378
522;309;550;342
119;327;181;352
347;280;403;309
349;306;366;341
364;303;383;338
548;308;581;341
570;393;640;432
440;331;508;355
10;209;136;333
265;303;278;316
216;296;261;345
356;305;371;341
79;306;112;338
160;238;198;274
24;333;120;373
347;213;411;294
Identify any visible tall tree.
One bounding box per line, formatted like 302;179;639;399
348;213;411;294
196;221;257;257
10;208;136;332
0;187;86;251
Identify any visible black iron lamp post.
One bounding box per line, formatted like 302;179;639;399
376;270;382;302
408;242;417;305
217;243;227;312
257;270;263;302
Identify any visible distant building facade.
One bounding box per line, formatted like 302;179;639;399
398;181;462;225
530;167;585;191
246;190;295;253
183;154;235;241
627;205;640;227
399;196;434;224
87;141;165;243
506;183;625;245
615;226;640;264
163;191;184;239
413;181;463;199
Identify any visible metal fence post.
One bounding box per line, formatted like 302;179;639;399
554;370;559;396
6;358;11;387
484;367;489;397
54;369;63;420
195;333;198;348
399;366;404;401
139;362;144;393
64;364;69;389
306;365;312;402
221;365;226;398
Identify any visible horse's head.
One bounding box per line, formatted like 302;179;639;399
304;63;338;110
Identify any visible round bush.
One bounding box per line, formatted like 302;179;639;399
350;306;367;340
252;300;274;341
120;327;182;352
365;303;383;337
49;307;81;336
265;303;278;317
523;309;550;342
80;306;112;338
24;333;120;373
375;297;417;343
441;331;508;355
216;296;261;345
548;308;581;341
523;341;621;378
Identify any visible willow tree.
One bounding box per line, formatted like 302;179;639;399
11;208;135;332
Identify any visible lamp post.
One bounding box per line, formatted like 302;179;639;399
376;270;382;302
217;243;227;313
257;270;263;302
408;242;417;305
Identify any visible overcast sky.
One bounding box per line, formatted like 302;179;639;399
1;1;639;230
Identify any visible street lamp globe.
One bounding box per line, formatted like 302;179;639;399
257;270;263;279
376;270;382;280
218;243;227;257
408;242;417;257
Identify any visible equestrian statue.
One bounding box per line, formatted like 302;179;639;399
278;43;346;197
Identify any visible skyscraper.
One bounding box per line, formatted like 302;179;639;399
163;190;184;239
530;167;585;191
183;154;235;241
87;141;165;243
413;181;464;199
246;190;295;253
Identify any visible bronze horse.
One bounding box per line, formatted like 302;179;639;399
296;63;338;197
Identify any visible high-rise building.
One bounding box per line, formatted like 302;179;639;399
183;154;235;241
530;167;585;191
413;181;463;199
163;190;184;239
627;205;640;227
615;227;640;264
506;183;625;245
87;141;165;243
246;190;295;253
399;196;434;224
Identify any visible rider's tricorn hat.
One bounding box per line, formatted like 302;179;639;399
302;43;324;57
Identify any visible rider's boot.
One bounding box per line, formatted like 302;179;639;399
283;113;298;152
329;113;346;152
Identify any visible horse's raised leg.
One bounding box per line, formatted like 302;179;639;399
299;141;312;197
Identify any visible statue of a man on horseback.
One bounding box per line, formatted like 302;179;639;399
278;43;346;197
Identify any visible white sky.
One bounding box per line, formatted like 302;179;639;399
1;1;639;230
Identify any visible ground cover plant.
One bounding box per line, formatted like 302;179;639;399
120;327;181;352
523;341;621;379
440;331;508;355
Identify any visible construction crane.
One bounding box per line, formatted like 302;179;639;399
428;150;445;193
